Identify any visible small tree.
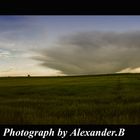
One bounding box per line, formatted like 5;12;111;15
27;74;30;78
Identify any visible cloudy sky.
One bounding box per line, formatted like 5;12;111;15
1;16;140;76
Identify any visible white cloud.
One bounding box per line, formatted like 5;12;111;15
118;67;140;73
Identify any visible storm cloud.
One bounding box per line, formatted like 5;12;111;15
33;31;140;75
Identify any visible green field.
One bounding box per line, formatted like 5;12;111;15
0;74;140;124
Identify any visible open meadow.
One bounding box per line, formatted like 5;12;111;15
0;74;140;124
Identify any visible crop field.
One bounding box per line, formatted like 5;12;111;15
0;74;140;124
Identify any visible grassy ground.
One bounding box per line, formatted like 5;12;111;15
0;74;140;124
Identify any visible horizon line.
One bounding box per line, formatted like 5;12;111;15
0;73;140;78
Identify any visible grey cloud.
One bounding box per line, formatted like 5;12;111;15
33;31;140;75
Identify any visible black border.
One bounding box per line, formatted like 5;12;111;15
0;0;140;15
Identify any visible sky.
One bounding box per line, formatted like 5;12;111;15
1;16;140;76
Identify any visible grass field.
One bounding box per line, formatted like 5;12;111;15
0;73;140;124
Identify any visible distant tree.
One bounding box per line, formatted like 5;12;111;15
27;74;30;78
